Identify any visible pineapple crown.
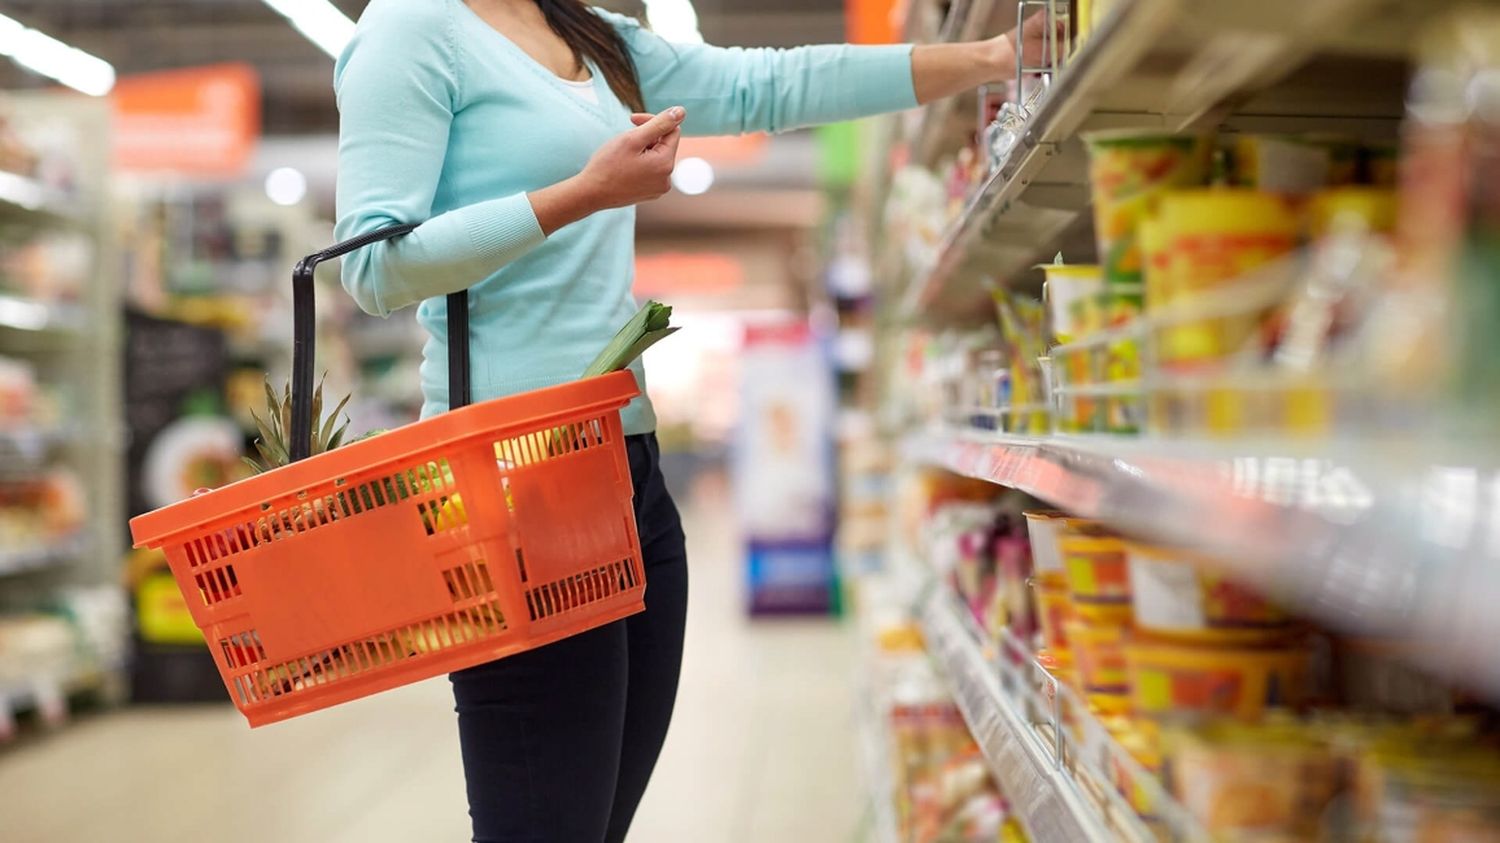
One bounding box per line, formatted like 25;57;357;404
243;375;350;475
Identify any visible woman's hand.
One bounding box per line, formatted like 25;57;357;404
912;12;1067;104
987;9;1065;79
528;106;687;235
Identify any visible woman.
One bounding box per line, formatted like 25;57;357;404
334;1;1049;839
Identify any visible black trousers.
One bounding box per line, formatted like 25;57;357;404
450;433;689;843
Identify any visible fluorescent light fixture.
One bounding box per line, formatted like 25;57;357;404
645;0;704;44
671;157;715;195
260;0;357;59
0;13;115;96
265;167;308;206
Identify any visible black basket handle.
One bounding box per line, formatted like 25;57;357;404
290;222;472;463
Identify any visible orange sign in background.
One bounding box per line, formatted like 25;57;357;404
112;63;261;178
846;0;903;44
634;252;746;297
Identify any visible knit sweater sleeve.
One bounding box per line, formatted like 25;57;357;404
597;10;917;137
333;0;545;317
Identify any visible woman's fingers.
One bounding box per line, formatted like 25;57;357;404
654;126;683;161
631;113;653;126
628;106;687;148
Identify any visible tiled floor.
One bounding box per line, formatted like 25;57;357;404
0;473;862;842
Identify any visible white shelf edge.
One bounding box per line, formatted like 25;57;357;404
908;426;1500;702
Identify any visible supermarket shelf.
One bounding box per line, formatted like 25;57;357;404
918;585;1121;843
0;170;80;225
0;426;76;471
898;0;1451;322
0;534;87;578
0;293;87;335
0;659;114;738
909;426;1500;701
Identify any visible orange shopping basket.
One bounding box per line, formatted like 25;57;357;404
129;224;647;727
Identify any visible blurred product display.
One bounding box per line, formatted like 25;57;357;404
0;91;126;739
841;1;1500;840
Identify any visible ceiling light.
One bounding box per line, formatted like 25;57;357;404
644;0;705;44
671;157;715;196
0;13;114;96
260;0;357;59
265;167;308;206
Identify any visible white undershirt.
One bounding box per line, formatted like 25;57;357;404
560;76;599;104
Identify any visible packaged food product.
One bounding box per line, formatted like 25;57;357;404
1106;719;1163;823
1164;720;1341;839
1085;130;1216;287
1067;619;1129;693
1307;186;1399;239
1033;575;1074;651
1354;732;1500;842
1228;134;1361;194
1126;544;1291;643
1022;510;1069;577
1151;189;1301;368
993;532;1035;640
1039;263;1104;344
1060;527;1133;625
1140;212;1171;309
1101;285;1145;434
1087;689;1131;717
1126;636;1310;721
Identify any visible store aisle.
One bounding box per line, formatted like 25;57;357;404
0;470;861;843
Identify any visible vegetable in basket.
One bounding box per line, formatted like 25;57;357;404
239;301;678;540
243;300;678;473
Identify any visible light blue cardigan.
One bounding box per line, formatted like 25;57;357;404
334;0;917;433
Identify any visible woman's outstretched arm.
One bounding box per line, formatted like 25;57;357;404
599;9;1057;137
911;13;1056;103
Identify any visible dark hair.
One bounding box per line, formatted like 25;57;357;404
537;1;645;112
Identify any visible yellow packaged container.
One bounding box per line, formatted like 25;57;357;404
1140;212;1171;310
1153;189;1300;368
1164;719;1341;839
1087;689;1131;718
1107;719;1163;823
1060;529;1133;626
1307;187;1399;239
1039;263;1104;344
1127;636;1310;722
1033;575;1074;652
1066;619;1130;693
1085;131;1216;287
1125;544;1292;643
